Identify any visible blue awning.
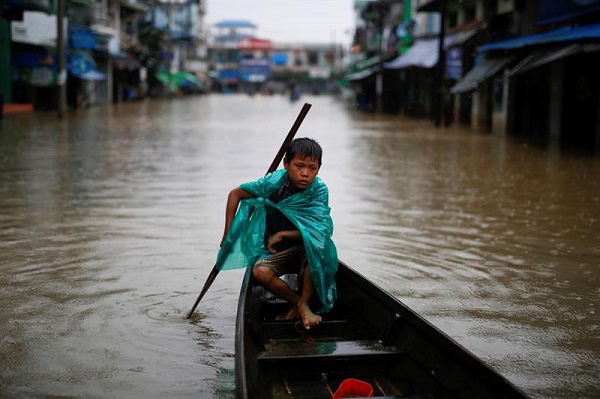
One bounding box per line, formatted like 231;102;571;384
214;20;257;29
74;69;107;81
478;23;600;52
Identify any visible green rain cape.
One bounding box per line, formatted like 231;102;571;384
215;169;338;313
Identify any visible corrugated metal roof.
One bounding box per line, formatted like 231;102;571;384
384;28;480;70
478;23;600;52
214;20;257;29
506;43;600;77
450;57;514;94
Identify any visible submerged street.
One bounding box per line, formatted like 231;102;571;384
1;94;599;399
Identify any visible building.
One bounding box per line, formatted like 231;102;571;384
208;20;259;92
3;0;208;113
347;0;415;113
146;0;208;96
1;0;53;113
420;0;600;148
349;0;600;149
208;20;344;95
270;42;343;95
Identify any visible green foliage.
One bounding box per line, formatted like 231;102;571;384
135;22;167;70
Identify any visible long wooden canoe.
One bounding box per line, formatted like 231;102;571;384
235;261;531;399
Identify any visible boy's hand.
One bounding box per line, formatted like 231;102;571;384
267;230;301;253
267;233;284;253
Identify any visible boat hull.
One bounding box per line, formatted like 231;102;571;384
235;261;530;399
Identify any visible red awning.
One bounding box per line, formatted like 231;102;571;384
238;38;272;51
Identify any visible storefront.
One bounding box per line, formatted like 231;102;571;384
9;9;65;110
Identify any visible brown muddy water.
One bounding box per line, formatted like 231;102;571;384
0;95;598;399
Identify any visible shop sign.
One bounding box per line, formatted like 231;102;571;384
68;52;96;76
446;47;462;79
70;27;97;49
11;11;67;46
238;38;272;51
271;53;288;66
239;58;270;83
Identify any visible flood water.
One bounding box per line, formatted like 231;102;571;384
0;94;598;399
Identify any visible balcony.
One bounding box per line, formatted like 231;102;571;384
120;31;138;50
91;2;117;37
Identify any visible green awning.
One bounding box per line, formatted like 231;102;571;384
156;71;204;90
354;55;381;71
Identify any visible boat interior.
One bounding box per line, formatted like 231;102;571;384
237;264;528;399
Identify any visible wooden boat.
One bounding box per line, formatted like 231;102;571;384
235;261;531;399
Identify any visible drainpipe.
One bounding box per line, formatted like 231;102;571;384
376;14;383;112
434;0;446;127
57;0;67;116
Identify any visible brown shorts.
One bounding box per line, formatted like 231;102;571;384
254;245;307;277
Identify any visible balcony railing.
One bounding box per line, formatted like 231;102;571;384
120;32;138;50
92;3;110;26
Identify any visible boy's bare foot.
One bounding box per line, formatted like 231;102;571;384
297;302;321;329
275;305;298;321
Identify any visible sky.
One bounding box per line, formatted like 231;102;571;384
205;0;356;45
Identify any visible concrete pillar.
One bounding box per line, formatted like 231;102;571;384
492;72;510;135
549;60;564;144
108;58;113;104
471;90;481;128
596;76;600;152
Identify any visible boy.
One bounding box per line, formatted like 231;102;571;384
216;138;338;329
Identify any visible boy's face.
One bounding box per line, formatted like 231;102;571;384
284;155;320;190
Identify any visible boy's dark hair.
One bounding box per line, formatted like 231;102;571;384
284;137;323;166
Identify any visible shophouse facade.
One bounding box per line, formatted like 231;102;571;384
208;19;343;95
270;42;343;95
350;0;600;149
422;0;600;148
3;0;207;111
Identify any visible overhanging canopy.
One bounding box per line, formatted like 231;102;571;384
506;43;600;77
450;57;514;94
478;23;600;52
384;38;438;69
74;69;107;81
156;71;204;90
417;0;440;12
214;20;256;29
346;65;380;81
345;55;382;81
384;29;480;70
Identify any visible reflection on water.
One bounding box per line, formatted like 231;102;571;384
1;95;599;399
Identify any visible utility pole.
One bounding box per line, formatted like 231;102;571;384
376;13;383;112
374;1;390;113
434;0;447;127
56;0;67;117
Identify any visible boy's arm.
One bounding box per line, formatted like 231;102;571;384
221;187;252;246
266;230;301;253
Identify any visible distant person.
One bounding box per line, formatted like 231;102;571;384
216;138;338;329
289;83;301;102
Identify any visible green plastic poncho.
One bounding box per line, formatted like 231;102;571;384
215;169;338;313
